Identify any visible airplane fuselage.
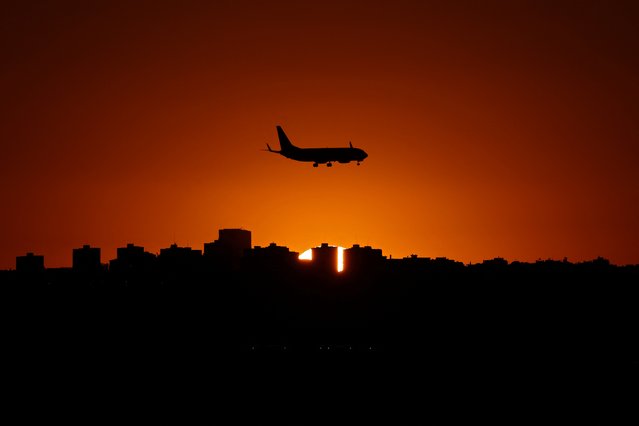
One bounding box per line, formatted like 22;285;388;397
268;126;368;167
282;146;368;164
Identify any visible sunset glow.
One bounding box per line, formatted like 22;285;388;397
2;2;639;268
299;249;313;261
298;246;344;272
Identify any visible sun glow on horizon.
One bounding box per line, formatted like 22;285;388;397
299;248;313;260
298;246;345;272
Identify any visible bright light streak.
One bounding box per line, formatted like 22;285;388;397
298;246;345;272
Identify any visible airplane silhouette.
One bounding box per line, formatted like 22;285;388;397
265;126;368;167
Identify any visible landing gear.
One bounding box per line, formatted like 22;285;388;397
357;161;360;166
313;162;318;167
327;162;333;167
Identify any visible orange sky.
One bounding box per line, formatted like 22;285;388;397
2;1;639;268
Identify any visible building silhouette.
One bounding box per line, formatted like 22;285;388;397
311;243;338;274
204;228;251;270
16;252;45;273
72;245;101;275
159;244;202;262
344;244;385;275
3;225;639;367
158;244;203;279
109;243;156;278
243;242;299;271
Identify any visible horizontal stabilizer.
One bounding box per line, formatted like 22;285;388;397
264;143;280;153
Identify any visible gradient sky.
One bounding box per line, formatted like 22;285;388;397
2;0;638;268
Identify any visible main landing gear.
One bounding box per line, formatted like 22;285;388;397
313;162;318;167
327;162;333;167
357;161;361;166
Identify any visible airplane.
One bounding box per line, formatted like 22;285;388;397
265;125;368;167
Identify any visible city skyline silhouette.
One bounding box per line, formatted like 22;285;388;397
6;226;638;272
4;225;637;421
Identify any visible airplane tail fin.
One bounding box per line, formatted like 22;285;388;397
276;126;296;152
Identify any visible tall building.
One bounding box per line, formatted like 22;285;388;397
205;229;251;256
204;228;251;270
312;243;338;274
72;245;101;274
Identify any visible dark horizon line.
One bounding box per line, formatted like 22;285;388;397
5;238;638;271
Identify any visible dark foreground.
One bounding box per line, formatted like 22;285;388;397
2;260;638;423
